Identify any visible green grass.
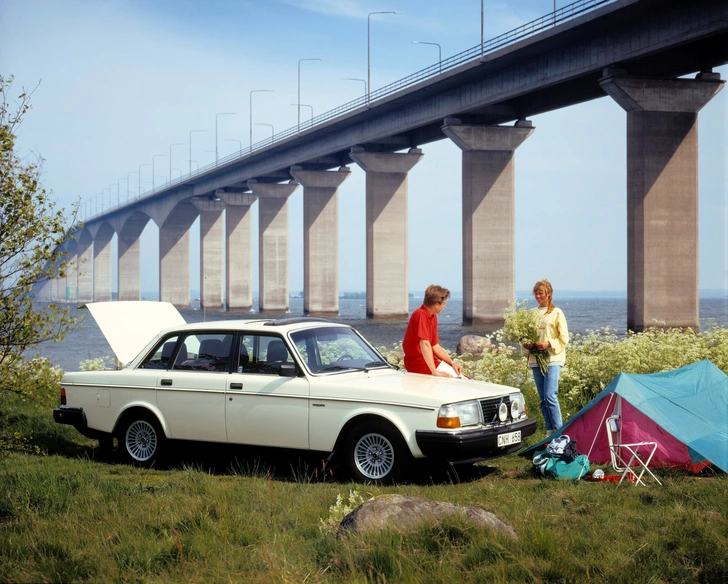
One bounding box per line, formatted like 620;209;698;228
1;395;727;583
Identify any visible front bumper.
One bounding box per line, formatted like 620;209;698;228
416;418;538;463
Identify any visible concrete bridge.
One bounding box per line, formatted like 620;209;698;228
41;0;728;331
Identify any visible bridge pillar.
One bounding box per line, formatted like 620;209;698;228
118;214;149;301
349;148;423;319
248;180;300;313
443;120;534;325
64;239;78;302
191;197;225;310
289;166;351;316
93;224;114;302
77;230;94;302
159;202;198;307
600;73;725;332
219;192;257;312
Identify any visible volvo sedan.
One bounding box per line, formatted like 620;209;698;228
54;303;537;483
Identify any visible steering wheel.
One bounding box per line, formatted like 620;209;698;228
339;354;354;361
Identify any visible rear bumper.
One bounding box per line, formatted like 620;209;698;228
416;418;538;463
53;406;87;429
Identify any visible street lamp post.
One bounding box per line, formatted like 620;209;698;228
225;138;243;154
215;112;236;163
138;163;152;197
255;123;274;141
127;171;137;201
411;40;442;73
249;89;272;153
118;178;127;205
189;130;207;174
109;184;117;207
291;103;313;123
169;142;184;183
342;77;368;97
152;155;165;190
298;58;323;131
481;0;485;58
368;11;401;102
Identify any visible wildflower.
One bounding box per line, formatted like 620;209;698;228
503;300;549;375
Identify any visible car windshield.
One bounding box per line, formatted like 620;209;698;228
290;326;391;374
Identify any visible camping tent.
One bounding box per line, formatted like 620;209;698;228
522;360;728;474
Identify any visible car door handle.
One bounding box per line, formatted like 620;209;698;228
160;379;173;386
230;383;243;390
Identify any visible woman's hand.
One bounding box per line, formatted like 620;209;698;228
523;342;534;350
534;341;551;351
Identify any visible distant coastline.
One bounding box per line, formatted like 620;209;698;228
145;289;727;301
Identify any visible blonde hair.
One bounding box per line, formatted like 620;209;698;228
533;279;555;314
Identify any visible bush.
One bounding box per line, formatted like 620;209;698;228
451;325;728;421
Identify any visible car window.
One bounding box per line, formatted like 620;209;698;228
290;327;385;372
171;333;234;372
238;334;292;374
139;335;180;369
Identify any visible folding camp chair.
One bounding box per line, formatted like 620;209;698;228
605;415;663;486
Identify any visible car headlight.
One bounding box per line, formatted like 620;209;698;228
510;393;525;420
437;400;481;429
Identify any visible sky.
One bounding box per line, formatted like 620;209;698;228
1;0;726;297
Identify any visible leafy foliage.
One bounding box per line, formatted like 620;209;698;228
380;323;728;423
319;489;368;533
0;74;76;394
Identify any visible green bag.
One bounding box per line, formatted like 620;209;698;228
533;450;590;480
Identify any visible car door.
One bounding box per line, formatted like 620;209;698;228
147;332;232;442
225;333;310;449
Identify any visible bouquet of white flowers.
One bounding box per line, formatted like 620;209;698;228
503;300;549;375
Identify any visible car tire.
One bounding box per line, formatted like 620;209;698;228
119;412;165;468
344;420;412;484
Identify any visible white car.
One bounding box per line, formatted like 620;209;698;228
54;302;537;483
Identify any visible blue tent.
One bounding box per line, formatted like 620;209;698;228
522;360;728;474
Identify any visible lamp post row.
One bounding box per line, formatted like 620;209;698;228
87;5;481;219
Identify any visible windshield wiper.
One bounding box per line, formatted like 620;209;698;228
364;360;390;369
317;364;366;373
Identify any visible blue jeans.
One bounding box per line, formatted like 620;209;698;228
531;364;563;431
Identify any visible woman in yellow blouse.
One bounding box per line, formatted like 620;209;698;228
522;280;569;435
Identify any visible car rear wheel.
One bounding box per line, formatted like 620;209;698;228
120;412;165;468
344;421;412;484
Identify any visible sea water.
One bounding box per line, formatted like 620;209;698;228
36;296;727;372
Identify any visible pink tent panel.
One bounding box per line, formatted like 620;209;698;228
558;395;711;473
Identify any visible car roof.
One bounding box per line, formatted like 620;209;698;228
82;301;351;365
159;316;350;336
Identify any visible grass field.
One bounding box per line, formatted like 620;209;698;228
1;396;726;583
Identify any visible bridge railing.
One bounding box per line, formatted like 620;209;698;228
89;0;615;221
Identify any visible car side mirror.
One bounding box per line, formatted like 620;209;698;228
279;363;299;377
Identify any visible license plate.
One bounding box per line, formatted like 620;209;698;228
498;430;521;447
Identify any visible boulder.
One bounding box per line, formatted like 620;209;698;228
338;494;516;539
456;335;492;356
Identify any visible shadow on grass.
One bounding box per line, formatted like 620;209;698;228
49;433;503;486
14;406;507;486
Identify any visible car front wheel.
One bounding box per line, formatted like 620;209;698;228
344;421;412;484
120;413;165;468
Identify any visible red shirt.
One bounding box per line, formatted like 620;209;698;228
403;305;441;374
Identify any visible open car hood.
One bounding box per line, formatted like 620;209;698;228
80;301;186;365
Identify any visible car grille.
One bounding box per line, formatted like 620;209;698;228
480;396;511;425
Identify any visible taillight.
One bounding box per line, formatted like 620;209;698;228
60;387;67;405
